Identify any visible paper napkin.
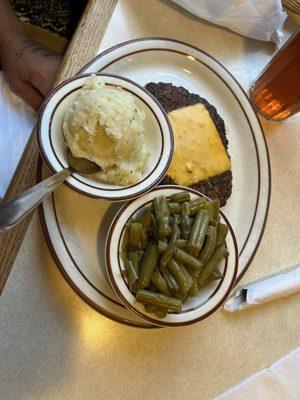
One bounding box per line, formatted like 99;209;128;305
224;263;300;312
172;0;287;45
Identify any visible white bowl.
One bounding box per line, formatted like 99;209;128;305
105;185;238;327
37;73;174;201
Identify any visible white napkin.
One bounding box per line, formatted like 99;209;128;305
172;0;287;45
213;348;300;400
224;263;300;312
0;72;35;198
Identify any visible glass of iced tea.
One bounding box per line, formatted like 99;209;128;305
250;28;300;121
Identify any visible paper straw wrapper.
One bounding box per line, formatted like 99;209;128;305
224;263;300;312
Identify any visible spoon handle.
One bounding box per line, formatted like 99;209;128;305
0;168;71;233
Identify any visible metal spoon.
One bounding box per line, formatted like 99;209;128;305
0;149;100;233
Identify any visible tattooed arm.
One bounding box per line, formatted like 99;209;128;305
0;0;61;110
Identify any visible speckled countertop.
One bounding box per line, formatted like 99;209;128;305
1;1;300;399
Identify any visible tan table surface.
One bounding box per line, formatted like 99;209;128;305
1;1;300;399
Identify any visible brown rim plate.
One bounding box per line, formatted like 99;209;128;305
38;38;271;328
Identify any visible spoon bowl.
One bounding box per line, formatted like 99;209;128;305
66;148;101;175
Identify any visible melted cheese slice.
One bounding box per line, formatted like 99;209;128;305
167;103;231;186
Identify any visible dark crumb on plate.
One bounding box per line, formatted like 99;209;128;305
145;82;232;206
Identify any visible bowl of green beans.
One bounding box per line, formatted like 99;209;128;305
105;185;238;327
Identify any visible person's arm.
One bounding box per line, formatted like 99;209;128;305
0;0;61;110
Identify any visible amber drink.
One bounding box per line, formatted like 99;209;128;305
250;29;300;121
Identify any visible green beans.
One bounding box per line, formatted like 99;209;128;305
137;206;152;230
150;213;159;241
137;243;159;289
152;308;168;318
167;259;192;295
169;191;191;203
160;265;180;294
179;201;192;240
187;209;210;256
157;240;167;253
188;271;198;297
211;269;223;280
129;223;144;249
121;191;230;319
144;305;168;318
128;250;144;262
197;244;229;287
136;289;182;313
216;222;229;246
197;269;223;289
158;241;203;271
121;224;130;255
175;239;188;249
188;197;207;216
151;270;171;296
207;199;220;226
154;196;171;239
148;282;158;292
127;251;143;274
159;215;179;268
180;262;193;293
199;225;217;265
168;202;181;214
123;258;139;292
173;246;203;271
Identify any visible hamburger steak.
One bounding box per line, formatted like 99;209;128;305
145;82;232;206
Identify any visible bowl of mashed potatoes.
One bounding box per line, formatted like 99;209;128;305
37;73;174;200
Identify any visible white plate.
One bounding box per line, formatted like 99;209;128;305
37;73;173;201
38;38;271;328
106;186;238;327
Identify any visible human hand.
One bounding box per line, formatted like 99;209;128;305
0;34;61;111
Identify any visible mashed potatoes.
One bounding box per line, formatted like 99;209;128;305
63;75;150;186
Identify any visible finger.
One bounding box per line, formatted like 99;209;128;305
13;80;43;111
31;56;61;96
31;70;54;96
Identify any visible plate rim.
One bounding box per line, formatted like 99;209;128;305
38;37;271;327
37;72;174;201
37;160;158;329
105;185;239;327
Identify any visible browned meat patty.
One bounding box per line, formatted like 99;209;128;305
145;82;232;206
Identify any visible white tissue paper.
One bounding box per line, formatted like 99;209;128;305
172;0;287;45
0;72;35;198
224;263;300;312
